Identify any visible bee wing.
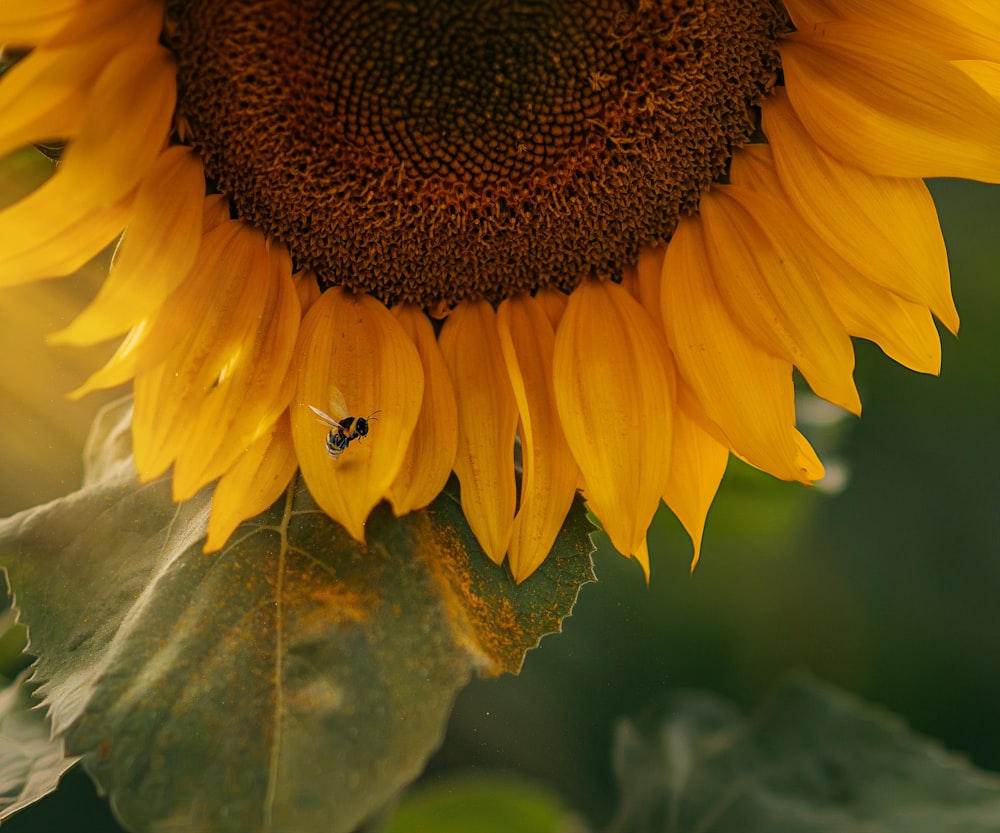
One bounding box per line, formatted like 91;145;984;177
327;386;351;422
309;405;344;430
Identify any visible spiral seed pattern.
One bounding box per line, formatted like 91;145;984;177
165;0;788;305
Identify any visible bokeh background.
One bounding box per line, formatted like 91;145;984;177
1;157;998;829
432;177;1000;826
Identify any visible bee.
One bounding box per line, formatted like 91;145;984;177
309;387;381;460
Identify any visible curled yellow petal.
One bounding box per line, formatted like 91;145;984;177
438;300;518;564
553;279;674;566
700;185;861;415
204;412;299;553
386;303;458;516
172;243;300;501
291;288;423;541
497;294;580;583
780;21;1000;182
51;146;205;345
662;214;811;484
761;89;958;334
663;381;730;572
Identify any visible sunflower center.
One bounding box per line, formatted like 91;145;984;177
164;0;787;306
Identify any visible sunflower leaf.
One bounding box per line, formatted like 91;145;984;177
609;674;1000;833
0;397;595;833
0;670;77;821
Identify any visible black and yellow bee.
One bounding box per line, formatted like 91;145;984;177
309;388;381;460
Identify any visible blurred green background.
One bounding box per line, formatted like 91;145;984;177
430;178;1000;825
0;170;998;829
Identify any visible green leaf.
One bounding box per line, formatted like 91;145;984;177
0;670;76;821
0;398;595;833
609;673;1000;833
380;773;588;833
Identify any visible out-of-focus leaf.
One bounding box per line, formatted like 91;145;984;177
608;674;1000;833
0;670;76;821
380;773;589;833
0;398;595;833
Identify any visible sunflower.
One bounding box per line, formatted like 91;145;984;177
2;0;998;582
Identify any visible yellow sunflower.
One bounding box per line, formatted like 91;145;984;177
2;0;998;582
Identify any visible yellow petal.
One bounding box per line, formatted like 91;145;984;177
825;284;941;375
663;381;730;572
621;265;639;297
57;42;176;206
779;0;835;29
0;0;163;157
730;144;943;374
497;294;580;583
0;189;132;285
553;279;674;564
954;60;1000;102
131;221;270;480
438;301;518;564
43;0;152;48
386;303;458;516
204;412;299;553
0;42;92;158
761;89;958;333
1;0;154;48
661;214;812;484
814;0;1000;63
134;221;245;372
634;245;667;317
51;147;205;345
0;41;173;285
780;21;1000;182
632;537;651;583
534;287;569;330
291;288;423;541
0;1;79;45
66;320;147;400
700;185;861;414
293;270;322;313
172;243;300;501
130;361;176;480
202;194;231;231
795;431;825;481
727;428;825;482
